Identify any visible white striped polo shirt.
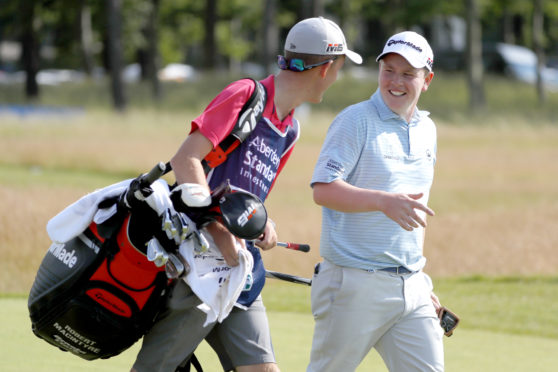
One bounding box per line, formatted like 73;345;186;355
311;89;437;271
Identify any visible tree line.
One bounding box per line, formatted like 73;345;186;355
1;0;557;111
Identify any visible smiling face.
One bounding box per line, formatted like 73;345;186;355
378;53;434;122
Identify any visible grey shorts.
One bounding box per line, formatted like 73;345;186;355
133;280;275;372
205;298;275;371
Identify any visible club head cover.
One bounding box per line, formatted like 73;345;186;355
170;185;217;228
173;183;211;207
171;180;267;239
215;185;268;240
120;176;154;211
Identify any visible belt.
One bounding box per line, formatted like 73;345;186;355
378;266;413;274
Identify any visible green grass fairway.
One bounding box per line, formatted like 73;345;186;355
4;296;558;372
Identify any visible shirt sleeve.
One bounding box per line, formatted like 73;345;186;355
311;106;364;187
190;79;256;148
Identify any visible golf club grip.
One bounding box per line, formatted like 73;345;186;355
277;242;310;252
141;162;166;186
265;270;312;286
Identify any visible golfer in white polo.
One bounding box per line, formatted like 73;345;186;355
307;31;443;372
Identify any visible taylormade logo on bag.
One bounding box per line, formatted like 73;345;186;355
48;242;78;269
238;83;265;136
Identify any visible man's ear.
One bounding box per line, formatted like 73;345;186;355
318;61;333;78
422;71;434;91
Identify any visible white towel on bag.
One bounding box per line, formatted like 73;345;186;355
45;178;251;325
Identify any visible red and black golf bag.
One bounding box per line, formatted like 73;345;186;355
27;165;177;360
28;165;268;366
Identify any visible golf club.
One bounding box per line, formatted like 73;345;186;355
265;270;312;286
277;241;310;252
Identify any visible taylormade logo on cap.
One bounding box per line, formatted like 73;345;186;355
285;17;362;64
376;31;434;71
387;39;423;53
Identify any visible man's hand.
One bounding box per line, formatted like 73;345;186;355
430;291;442;316
379;192;435;231
431;291;460;336
206;221;245;266
254;220;278;250
313;181;433;231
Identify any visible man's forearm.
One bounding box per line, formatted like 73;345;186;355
170;130;213;188
313;180;386;213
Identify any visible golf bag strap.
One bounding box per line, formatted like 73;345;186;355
175;353;203;372
201;78;266;174
163;78;266;178
202;138;240;175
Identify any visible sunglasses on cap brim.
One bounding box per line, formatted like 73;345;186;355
277;55;338;72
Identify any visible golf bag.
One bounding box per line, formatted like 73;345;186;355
28;219;172;360
28;172;177;361
28;173;267;365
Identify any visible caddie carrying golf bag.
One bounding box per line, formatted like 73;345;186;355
28;77;267;366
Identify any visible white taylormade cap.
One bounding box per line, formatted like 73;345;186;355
285;17;362;64
376;31;434;71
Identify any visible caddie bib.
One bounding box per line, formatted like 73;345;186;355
207;116;299;306
207;117;299;202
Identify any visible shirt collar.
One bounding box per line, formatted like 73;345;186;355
411;108;430;125
371;89;430;124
